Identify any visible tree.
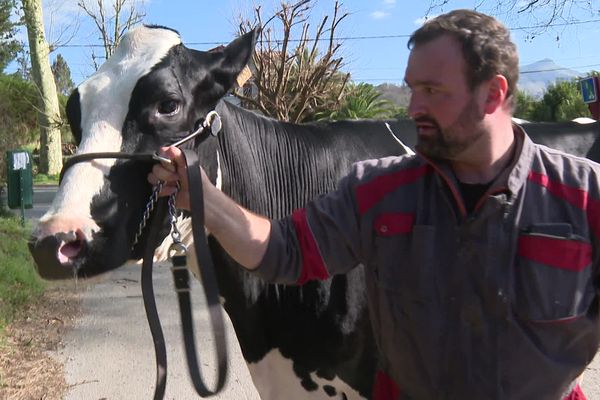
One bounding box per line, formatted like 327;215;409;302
530;79;591;121
514;90;537;121
427;1;599;43
14;49;31;80
22;0;63;175
317;82;401;121
0;0;23;73
237;0;350;123
77;0;145;70
51;53;74;96
0;74;39;181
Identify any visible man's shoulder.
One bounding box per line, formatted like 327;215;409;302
532;143;600;193
352;153;425;181
534;142;600;172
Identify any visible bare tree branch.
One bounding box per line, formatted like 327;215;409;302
77;0;145;70
237;0;350;123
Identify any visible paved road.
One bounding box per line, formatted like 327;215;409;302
1;184;57;223
53;262;260;399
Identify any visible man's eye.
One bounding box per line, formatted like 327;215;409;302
157;100;180;116
425;87;438;95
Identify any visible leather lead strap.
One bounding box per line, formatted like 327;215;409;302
142;200;168;400
179;148;229;396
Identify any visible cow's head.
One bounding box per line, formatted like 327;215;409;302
29;25;255;279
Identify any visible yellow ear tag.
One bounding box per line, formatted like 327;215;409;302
236;65;252;88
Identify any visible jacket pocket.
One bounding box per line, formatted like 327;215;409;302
514;225;594;322
372;213;434;296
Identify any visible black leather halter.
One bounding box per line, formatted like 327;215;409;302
58;121;228;399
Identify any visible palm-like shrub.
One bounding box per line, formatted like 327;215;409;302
318;82;402;121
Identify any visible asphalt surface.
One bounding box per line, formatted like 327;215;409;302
53;262;261;399
1;184;57;223
19;185;600;399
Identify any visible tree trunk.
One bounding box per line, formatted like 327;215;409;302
22;0;62;175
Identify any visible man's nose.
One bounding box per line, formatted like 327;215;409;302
408;94;426;119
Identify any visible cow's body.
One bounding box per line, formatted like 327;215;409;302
29;26;414;399
27;25;600;399
519;119;600;162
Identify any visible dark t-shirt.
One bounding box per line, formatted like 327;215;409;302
458;181;491;214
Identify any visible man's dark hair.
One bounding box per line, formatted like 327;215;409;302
408;9;519;106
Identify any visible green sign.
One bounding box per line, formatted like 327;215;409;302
580;77;598;104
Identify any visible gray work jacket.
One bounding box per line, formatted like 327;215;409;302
256;125;600;399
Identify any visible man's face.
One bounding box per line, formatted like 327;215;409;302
405;34;488;160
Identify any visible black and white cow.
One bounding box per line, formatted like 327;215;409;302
28;25;416;399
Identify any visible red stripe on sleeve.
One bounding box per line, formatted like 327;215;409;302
372;370;401;400
518;235;592;272
291;209;330;285
562;384;587;400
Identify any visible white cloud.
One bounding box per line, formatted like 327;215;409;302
383;0;396;5
371;11;390;19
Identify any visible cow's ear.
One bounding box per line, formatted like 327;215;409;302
223;28;257;70
214;29;256;86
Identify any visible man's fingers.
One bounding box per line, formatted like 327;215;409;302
159;185;177;197
150;163;178;182
159;147;188;173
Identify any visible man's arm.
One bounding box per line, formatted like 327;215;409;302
148;146;270;270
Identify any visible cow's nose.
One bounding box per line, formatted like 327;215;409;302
28;234;82;279
29;215;94;279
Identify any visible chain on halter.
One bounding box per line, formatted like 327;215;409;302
132;182;185;250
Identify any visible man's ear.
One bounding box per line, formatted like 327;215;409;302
483;75;509;114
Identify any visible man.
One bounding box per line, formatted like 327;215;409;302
149;9;596;399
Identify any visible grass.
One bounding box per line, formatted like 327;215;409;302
32;173;59;185
0;215;45;330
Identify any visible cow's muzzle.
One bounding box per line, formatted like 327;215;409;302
28;231;84;279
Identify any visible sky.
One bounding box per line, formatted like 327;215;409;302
11;0;600;87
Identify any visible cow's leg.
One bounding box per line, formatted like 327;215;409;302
246;349;365;400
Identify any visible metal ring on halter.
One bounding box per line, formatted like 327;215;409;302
204;111;222;136
168;241;188;260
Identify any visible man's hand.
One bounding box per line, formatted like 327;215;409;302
148;145;271;270
147;146;191;211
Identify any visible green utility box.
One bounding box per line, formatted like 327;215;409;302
6;150;33;210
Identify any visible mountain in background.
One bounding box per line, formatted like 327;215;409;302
376;83;411;107
518;58;581;98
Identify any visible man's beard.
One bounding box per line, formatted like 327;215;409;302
415;97;486;159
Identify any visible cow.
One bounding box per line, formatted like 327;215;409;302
28;25;416;400
517;118;600;163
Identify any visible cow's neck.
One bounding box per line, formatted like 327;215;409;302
215;100;335;218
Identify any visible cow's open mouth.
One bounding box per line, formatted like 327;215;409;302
56;231;85;264
28;231;86;280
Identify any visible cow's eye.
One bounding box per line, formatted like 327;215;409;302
157;99;180;116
